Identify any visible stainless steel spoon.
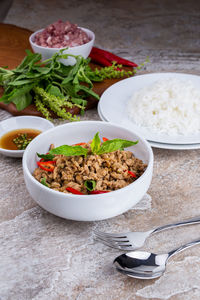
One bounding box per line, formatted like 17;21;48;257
113;238;200;279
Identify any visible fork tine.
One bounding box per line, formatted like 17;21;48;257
94;232;129;242
113;241;132;246
95;237;121;250
95;237;134;251
95;235;132;247
95;237;124;250
94;235;124;246
94;235;118;245
94;230;127;239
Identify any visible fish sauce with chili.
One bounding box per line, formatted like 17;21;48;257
0;128;41;150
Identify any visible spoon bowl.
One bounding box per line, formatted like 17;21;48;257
114;251;168;279
113;238;200;279
115;267;164;280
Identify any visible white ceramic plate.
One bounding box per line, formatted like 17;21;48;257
0;116;54;157
98;104;200;150
97;103;108;121
149;140;200;150
99;73;200;145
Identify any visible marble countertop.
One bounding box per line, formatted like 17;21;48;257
1;1;200;299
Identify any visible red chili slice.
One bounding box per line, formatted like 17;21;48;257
90;190;110;194
66;187;84;195
126;170;137;178
102;137;109;142
37;161;56;172
74;142;86;146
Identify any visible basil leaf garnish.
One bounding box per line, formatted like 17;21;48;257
97;139;138;155
84;180;96;191
49;145;88;157
41;177;49;187
37;133;138;160
90;132;101;154
37;153;55;161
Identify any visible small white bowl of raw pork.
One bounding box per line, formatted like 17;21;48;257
29;20;95;65
23;121;153;221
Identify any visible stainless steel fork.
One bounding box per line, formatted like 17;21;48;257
94;216;200;251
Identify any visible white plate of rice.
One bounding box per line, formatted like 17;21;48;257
98;104;200;150
98;73;200;145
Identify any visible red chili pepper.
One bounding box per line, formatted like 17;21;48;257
74;142;86;146
126;170;137;178
90;190;110;194
66;187;84;195
90;47;138;67
102;137;109;142
37;161;56;172
89;51;113;67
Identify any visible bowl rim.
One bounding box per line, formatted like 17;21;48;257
29;27;95;51
0;116;54;154
23;120;154;198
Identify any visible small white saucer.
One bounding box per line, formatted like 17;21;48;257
0;116;54;157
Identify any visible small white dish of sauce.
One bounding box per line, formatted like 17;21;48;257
0;116;54;157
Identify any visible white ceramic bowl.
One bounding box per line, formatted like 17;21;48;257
29;27;95;65
0;116;54;157
23;121;153;221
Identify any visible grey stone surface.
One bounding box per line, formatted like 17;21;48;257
1;0;200;299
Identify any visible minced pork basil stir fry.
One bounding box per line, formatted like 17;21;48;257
33;133;147;195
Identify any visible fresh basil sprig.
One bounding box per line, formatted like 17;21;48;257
37;132;138;159
84;180;96;191
91;132;138;155
97;138;138;154
37;145;88;160
0;50;99;120
90;132;101;154
49;145;88;157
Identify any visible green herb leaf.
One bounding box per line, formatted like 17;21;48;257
97;139;138;155
70;97;87;107
46;85;64;98
77;84;100;100
8;78;36;86
41;177;49;187
84;180;96;191
15;50;41;71
12;91;32;111
37;153;55;161
0;83;35;106
91;132;101;154
49;145;88;157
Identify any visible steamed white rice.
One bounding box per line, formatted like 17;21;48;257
128;78;200;135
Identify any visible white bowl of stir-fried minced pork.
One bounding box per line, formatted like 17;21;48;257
23;121;153;221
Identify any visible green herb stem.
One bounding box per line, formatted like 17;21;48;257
34;86;79;121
